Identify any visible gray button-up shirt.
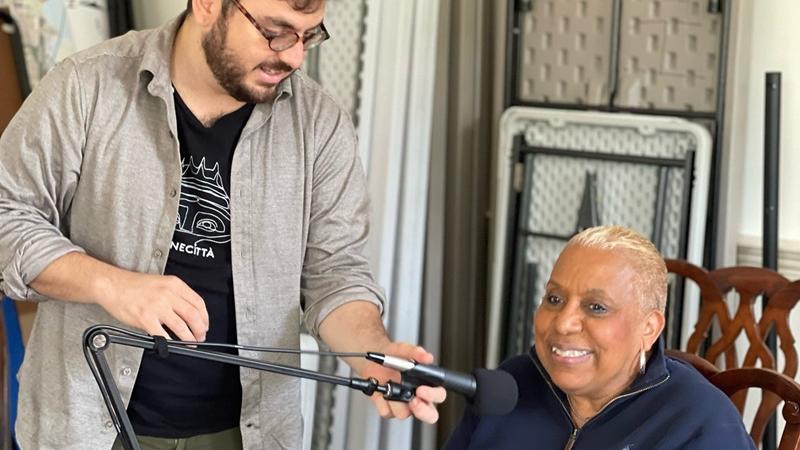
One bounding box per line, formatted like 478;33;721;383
0;15;384;450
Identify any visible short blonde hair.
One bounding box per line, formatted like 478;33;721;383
565;225;667;313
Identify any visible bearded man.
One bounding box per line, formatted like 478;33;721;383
0;1;444;448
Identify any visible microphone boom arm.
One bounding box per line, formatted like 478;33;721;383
83;325;402;450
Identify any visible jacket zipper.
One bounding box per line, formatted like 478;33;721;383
563;428;579;450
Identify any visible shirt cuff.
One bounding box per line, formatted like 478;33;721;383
1;235;85;302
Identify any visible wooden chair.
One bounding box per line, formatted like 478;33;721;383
711;367;800;450
666;260;800;448
665;259;736;368
666;260;795;370
706;266;792;442
755;280;800;382
736;279;800;446
665;349;720;379
668;350;800;449
705;266;790;370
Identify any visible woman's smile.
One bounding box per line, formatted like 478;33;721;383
549;344;593;364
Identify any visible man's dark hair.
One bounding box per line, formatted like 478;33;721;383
186;0;323;14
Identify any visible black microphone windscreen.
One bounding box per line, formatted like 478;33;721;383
470;368;518;416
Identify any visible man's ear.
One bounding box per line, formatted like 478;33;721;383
642;309;665;351
190;0;223;28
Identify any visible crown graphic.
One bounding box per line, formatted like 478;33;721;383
182;156;225;192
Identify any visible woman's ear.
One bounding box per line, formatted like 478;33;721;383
642;309;665;351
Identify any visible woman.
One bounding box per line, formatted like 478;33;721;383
444;226;755;449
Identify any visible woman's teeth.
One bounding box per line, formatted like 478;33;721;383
552;347;590;357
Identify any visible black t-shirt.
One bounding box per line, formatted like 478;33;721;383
127;90;255;438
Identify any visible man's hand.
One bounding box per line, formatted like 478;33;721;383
318;301;446;423
359;342;447;424
96;271;209;342
30;252;209;341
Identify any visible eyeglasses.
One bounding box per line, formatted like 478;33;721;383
231;0;330;52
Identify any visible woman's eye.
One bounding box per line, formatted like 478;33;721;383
545;294;561;305
588;303;608;314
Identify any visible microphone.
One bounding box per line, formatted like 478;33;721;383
366;353;519;415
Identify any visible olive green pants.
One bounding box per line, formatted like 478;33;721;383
111;427;242;450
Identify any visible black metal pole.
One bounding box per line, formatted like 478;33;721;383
763;71;781;450
763;73;780;271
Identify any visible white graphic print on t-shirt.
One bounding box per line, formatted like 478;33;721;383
173;156;231;258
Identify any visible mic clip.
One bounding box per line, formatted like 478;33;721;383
381;373;424;402
364;352;425;402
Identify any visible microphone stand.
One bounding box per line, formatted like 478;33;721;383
82;325;411;450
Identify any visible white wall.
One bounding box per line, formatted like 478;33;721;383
729;0;800;247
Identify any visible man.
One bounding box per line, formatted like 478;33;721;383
0;0;445;448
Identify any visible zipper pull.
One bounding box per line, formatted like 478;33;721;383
563;428;579;450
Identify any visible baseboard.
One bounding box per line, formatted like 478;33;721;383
736;235;800;280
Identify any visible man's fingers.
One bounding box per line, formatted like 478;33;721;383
172;299;208;341
142;319;171;340
161;313;197;342
411;346;434;364
386;398;412;420
408;398;439;424
415;386;447;405
371;396;438;423
370;395;393;419
171;277;209;326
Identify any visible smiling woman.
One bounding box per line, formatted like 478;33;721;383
443;226;757;450
533;227;666;428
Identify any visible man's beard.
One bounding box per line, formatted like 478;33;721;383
201;14;294;104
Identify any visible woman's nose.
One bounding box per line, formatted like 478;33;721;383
553;304;583;334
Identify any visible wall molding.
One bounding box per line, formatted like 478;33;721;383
736;235;800;280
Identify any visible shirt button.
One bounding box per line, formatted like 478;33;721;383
154;249;163;258
121;367;132;376
169;188;178;198
104;420;113;429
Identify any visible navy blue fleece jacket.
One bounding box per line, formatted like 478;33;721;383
443;341;755;449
